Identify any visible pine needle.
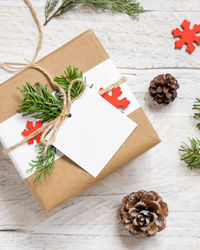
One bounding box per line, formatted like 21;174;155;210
179;138;200;168
44;0;144;26
179;99;200;169
27;143;57;183
17;82;63;122
54;65;84;100
17;66;85;122
193;98;200;129
45;0;59;21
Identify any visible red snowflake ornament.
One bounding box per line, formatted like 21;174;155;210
22;120;43;145
172;20;200;53
100;86;130;110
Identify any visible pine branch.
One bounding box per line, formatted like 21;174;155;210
54;65;84;100
27;143;57;183
17;66;85;122
44;0;144;26
179;99;200;169
17;82;63;122
193;98;200;129
45;0;59;22
179;138;200;168
44;0;73;26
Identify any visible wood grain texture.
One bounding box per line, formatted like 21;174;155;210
0;0;200;249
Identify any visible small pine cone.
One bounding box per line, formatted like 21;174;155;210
149;74;179;104
120;190;168;237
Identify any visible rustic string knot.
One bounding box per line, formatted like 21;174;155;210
61;111;71;118
60;107;70;118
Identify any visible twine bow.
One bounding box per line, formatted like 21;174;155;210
0;0;127;155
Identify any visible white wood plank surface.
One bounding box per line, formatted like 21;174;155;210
1;0;200;249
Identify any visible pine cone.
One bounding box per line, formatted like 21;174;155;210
120;190;168;237
149;74;179;104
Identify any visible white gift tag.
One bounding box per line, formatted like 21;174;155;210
52;88;137;177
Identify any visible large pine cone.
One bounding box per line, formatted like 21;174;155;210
120;190;168;237
149;74;179;104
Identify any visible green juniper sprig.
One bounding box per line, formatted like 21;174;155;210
179;99;200;168
54;65;84;100
17;82;63;122
193;98;200;129
27;143;57;183
17;66;85;183
17;66;85;122
44;0;144;26
45;0;60;23
179;138;200;168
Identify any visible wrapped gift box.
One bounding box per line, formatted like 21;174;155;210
0;30;160;212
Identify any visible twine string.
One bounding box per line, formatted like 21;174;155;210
0;0;43;71
1;0;127;155
99;77;126;95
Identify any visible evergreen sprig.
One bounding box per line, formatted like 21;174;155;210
179;138;200;168
17;66;85;122
17;82;63;122
17;66;85;183
54;65;84;100
45;0;59;22
179;99;200;168
27;143;57;183
193;98;200;129
44;0;144;26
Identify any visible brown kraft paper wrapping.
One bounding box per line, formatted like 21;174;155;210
0;30;160;212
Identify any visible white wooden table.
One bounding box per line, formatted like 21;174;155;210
0;1;200;249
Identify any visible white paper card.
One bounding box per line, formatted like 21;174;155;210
52;88;137;177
